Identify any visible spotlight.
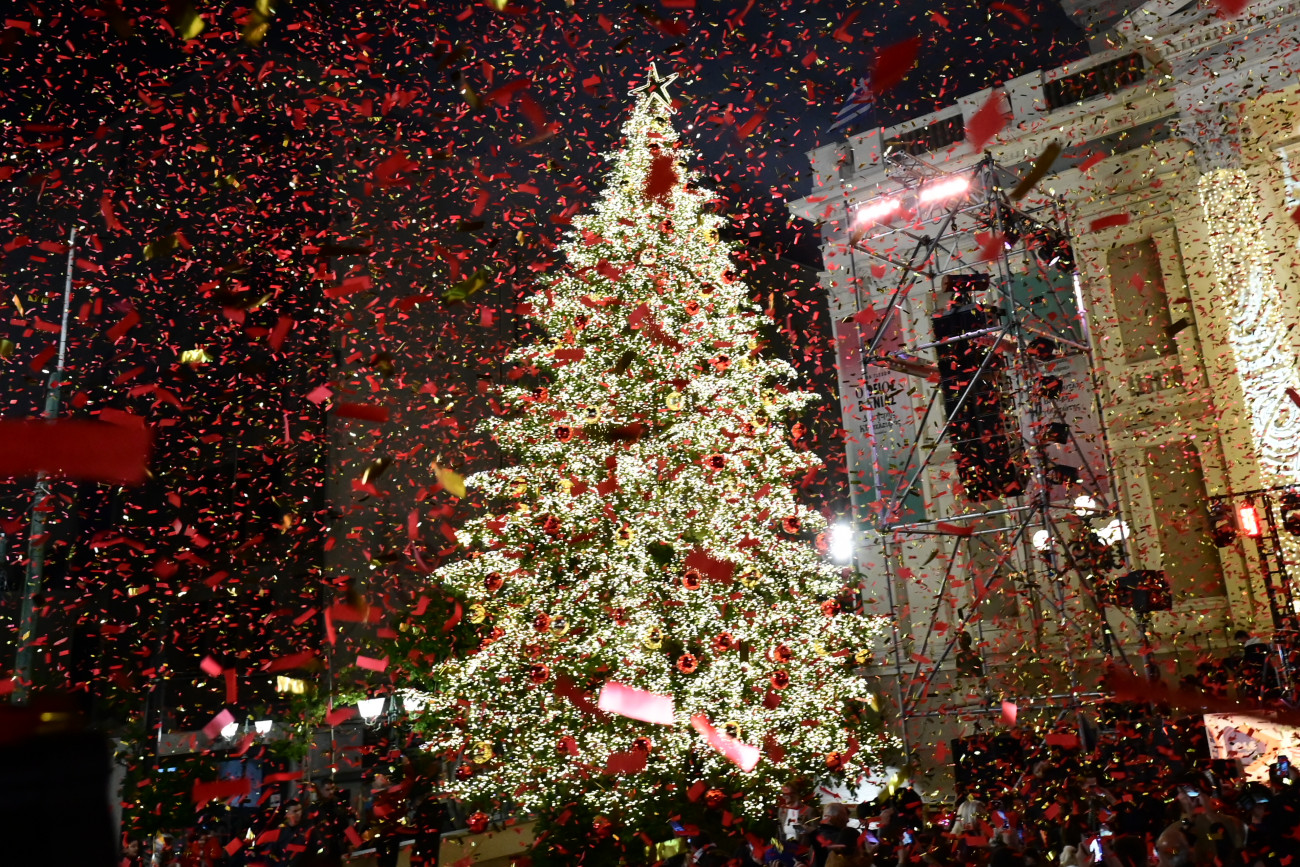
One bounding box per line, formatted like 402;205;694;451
1281;493;1300;536
1047;464;1080;486
1208;502;1236;547
1238;503;1262;538
855;198;900;226
919;176;971;203
1032;231;1076;274
1040;422;1070;444
1116;570;1171;613
829;522;854;564
1073;495;1100;516
942;273;990;306
254;720;273;736
220;721;239;740
1031;529;1052;551
1028;337;1059;360
1096;517;1129;546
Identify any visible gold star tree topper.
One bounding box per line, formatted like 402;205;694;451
629;63;679;113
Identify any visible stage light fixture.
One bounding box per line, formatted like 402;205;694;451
1208;502;1236;547
829;522;854;564
855;198;900;226
1073;495;1099;516
1238;503;1262;538
1040;422;1071;444
1096;517;1129;546
1047;463;1080;486
1282;493;1300;536
220;721;239;740
254;720;273;735
919;176;971;203
1031;529;1052;551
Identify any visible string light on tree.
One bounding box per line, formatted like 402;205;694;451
406;70;894;850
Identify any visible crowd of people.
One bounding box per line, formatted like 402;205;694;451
121;767;450;867
667;743;1299;867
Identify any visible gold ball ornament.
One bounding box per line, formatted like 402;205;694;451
509;477;527;496
722;720;742;740
638;248;657;265
644;626;664;650
666;391;684;411
854;649;872;665
469;604;488;624
737;569;760;588
550;615;570;636
702;227;720;245
615;524;635;547
472;741;494;763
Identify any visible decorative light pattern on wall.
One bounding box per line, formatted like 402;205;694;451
1198;168;1300;481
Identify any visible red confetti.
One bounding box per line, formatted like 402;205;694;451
0;419;150;484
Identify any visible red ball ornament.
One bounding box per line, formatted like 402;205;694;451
704;453;727;470
677;653;699;674
533;612;552;632
592;815;615;840
821;599;841;617
782;516;802;534
704;788;727;809
541;514;562;536
485;572;504;593
455;764;474;781
826;751;846;772
528;663;550;684
554;424;573;442
467;811;490;833
557;735;578;755
611;607;628;626
791;422;807;440
682;568;703;591
684;299;700;315
632;736;653;753
712;632;737;653
770;644;793;664
771;670;791;690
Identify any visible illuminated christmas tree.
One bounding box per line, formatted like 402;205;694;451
417;67;893;853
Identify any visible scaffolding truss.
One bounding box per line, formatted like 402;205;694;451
841;154;1140;760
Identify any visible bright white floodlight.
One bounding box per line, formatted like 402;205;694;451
357;697;386;723
1073;495;1100;516
855;198;900;226
830;522;854;564
1031;529;1052;552
1096;518;1129;547
918;176;970;203
254;720;273;735
220;721;239;740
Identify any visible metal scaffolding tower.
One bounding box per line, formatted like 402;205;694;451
839;153;1138;761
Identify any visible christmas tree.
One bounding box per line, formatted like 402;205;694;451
417;67;893;852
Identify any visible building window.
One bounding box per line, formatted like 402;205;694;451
884;116;965;157
1144;443;1226;599
1042;54;1146;110
1107;238;1176;364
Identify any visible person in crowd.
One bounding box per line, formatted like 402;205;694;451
777;781;815;849
688;831;727;866
273;800;315;866
806;802;857;867
306;778;355;863
366;766;409;867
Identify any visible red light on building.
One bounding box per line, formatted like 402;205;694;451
1238;503;1262;538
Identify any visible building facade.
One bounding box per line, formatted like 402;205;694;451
791;0;1300;791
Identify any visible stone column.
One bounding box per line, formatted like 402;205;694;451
1180;95;1300;482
